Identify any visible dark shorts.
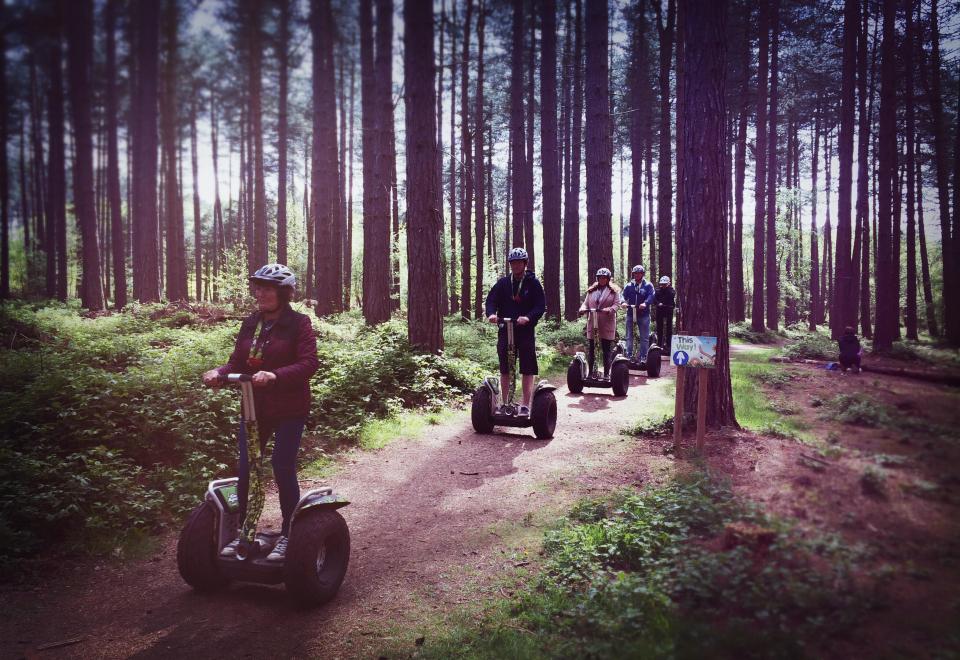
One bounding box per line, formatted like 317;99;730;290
497;327;538;375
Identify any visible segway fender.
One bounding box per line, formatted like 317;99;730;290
482;376;501;413
292;487;350;524
535;381;557;394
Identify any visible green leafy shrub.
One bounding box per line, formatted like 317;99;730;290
419;477;867;659
826;394;891;427
0;303;490;562
783;331;838;361
729;321;781;344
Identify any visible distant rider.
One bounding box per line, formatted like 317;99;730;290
619;265;655;362
202;264;318;562
484;248;546;416
654;275;676;351
579;268;620;378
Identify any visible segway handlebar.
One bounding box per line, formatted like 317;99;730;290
220;373;253;384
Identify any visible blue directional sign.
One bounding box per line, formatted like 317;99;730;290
673;350;689;366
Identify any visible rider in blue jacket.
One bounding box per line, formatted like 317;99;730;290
484;247;546;416
619;265;655;362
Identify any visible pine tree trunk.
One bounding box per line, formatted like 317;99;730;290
832;0;858;339
627;6;648;270
131;1;160;302
105;0;126;309
0;2;7;300
65;0;105;309
856;0;872;337
524;1;536;270
277;0;290;264
509;0;529;253
311;0;342;316
404;0;443;352
751;0;768;332
360;0;391;323
916;138;938;336
448;0;458;313
653;0;675;281
765;0;779;331
922;0;956;343
584;0;612;279
731;43;749;323
459;0;474;319
161;0;186;300
47;28;67;301
541;0;561;320
347;54;356;309
190;96;202;300
474;1;488;319
810;95;821;329
872;0;896;350
677;0;736;428
562;0;583;320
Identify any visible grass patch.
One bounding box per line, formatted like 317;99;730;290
359;409;454;450
408;475;869;659
730;347;812;442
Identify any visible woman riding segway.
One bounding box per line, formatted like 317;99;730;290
201;263;319;562
578;268;620;379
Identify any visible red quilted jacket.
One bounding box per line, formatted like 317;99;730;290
217;306;319;421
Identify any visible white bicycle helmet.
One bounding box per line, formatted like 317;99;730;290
631;264;645;274
596;267;612;278
250;263;296;289
659;276;671;285
508;247;528;262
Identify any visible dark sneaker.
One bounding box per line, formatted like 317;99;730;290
266;536;288;562
517;405;530;417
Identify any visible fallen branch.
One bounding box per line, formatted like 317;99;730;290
36;637;85;651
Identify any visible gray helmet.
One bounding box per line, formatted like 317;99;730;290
631;264;645;274
508;247;528;262
659;275;671;285
596;267;612;278
250;263;296;289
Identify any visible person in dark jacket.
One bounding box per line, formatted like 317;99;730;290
202;263;319;561
484;247;546;416
654;276;676;350
838;326;862;373
620;265;655;362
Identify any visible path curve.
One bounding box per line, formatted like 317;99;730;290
1;367;674;659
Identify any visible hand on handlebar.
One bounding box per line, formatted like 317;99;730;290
252;371;277;387
202;369;222;387
488;314;499;324
516;316;530;326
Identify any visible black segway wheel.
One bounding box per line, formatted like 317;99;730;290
567;360;584;393
611;361;630;396
177;501;230;592
531;390;558;439
647;347;662;377
285;510;351;607
471;386;495;433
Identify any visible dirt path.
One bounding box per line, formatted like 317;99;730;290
1;369;675;660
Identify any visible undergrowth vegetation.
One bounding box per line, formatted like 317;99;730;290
0;301;573;566
413;475;868;658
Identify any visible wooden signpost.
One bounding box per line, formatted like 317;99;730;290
670;333;717;458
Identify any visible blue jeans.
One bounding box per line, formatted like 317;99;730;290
625;311;651;361
238;417;305;536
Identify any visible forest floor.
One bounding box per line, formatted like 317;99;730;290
2;344;959;659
